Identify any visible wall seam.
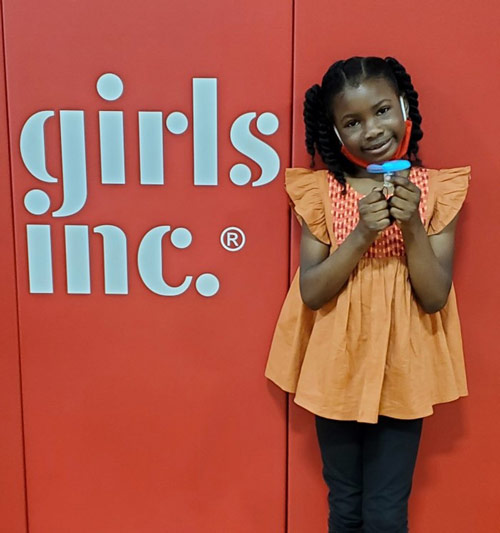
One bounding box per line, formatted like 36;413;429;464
0;1;31;531
286;0;297;532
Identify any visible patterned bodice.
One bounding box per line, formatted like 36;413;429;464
327;167;429;258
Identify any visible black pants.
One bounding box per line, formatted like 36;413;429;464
315;415;423;533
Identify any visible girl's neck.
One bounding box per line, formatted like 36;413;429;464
350;166;379;180
345;167;411;196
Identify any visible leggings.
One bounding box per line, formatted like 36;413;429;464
315;415;423;533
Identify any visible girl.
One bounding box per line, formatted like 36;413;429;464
265;56;470;532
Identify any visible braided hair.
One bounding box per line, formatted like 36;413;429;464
304;56;424;192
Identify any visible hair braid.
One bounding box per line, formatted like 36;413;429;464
317;110;348;192
303;62;352;193
384;56;424;165
303;84;323;168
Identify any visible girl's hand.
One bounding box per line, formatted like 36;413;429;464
389;175;422;229
357;187;391;238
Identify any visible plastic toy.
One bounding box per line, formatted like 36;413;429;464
366;159;411;196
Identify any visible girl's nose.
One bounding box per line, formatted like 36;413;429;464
364;118;384;140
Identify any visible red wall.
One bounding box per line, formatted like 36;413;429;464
0;5;27;532
288;1;500;532
2;1;291;531
1;1;498;532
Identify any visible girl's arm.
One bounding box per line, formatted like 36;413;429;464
390;175;459;313
300;188;389;310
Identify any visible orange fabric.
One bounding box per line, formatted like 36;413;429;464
265;165;471;424
328;166;429;257
340;119;413;168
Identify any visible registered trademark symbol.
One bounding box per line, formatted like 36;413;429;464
220;226;246;251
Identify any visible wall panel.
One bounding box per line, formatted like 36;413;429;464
0;2;27;531
289;1;500;531
3;1;292;531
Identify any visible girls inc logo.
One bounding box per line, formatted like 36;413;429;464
21;73;280;297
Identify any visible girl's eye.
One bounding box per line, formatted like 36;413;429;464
377;106;390;115
345;120;359;128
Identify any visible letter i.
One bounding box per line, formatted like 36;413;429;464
97;73;126;184
24;190;53;293
26;224;53;293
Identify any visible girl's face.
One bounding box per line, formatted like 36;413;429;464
331;77;408;164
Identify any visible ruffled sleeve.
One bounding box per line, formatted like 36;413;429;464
285;168;330;245
427;166;471;235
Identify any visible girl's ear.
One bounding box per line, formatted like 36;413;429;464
399;95;410;121
333;124;344;145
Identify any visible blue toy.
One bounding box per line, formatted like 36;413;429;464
366;159;411;196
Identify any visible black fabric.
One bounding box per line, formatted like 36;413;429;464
315;415;423;532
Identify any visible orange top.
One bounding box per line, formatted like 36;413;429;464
265;165;471;424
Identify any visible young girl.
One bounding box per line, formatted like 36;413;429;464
265;56;470;532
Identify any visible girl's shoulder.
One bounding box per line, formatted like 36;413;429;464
421;165;471;235
283;166;327;184
424;165;471;186
283;167;330;245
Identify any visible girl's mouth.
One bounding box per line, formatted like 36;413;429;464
363;137;393;155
